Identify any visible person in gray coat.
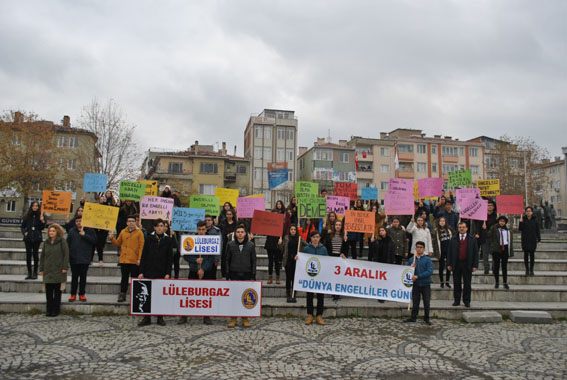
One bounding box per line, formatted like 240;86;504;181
39;224;69;317
66;216;96;302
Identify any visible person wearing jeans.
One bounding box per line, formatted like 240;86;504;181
299;231;328;326
66;217;96;302
405;241;433;325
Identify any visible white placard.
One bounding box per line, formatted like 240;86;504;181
180;235;221;255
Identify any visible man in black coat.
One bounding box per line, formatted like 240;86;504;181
67;217;97;302
137;218;173;327
447;221;479;308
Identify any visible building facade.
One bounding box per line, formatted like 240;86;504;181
243;109;298;207
533;157;566;218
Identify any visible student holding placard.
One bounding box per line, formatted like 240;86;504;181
218;202;237;226
354;200;365;257
265;200;286;285
116;200;138;234
298;219;317;243
407;217;433;258
21;201;45;280
93;196;110;265
480;200;498;275
387;217;408;265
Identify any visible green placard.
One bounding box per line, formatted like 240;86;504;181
295;181;318;198
119;180;146;201
297;197;326;219
448;169;472;188
190;195;220;216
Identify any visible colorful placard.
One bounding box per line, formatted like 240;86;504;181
384;193;415;215
326;195;350;216
417;178;443;198
476;179;500;197
236;196;265;218
41;190;72;214
388;178;413;195
82;202;119;231
180;235;221;255
298;197;327;219
456;188;480;200
137;180;158;196
83;173;108;193
119;180;146;201
140;196;174;220
250;210;285;237
459;197;488;221
171;207;205;232
190;195;220;216
215;188;239;207
361;187;378;201
448;169;473;188
496;195;524;215
295;181;318;198
334;182;358;201
344;210;375;234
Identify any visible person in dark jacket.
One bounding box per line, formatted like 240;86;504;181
431;217;454;288
92;195;110;265
488;216;513;289
39;224;69;317
404;241;433;324
387;217;408;265
21;201;45;279
64;206;84;233
480;200;497;274
299;230;329;326
66;217;97;302
519;206;541;276
369;226;394;264
447;222;479;308
164;221;179;278
279;224;307;303
138;218;173;327
226;224;257;328
438;200;459;231
116;200;138;235
265;200;286;284
220;208;237;279
205;214;221;280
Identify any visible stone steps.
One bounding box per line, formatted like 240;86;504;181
1;292;566;320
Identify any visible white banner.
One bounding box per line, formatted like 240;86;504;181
180;235;221;255
130;279;262;317
293;252;414;303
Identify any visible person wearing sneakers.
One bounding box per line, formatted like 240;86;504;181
298;230;328;326
226;224;257;328
66;216;96;303
137;219;173;327
488;216;514;290
404;241;434;325
109;215;145;303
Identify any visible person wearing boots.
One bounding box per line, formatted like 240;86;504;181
39;224;69;317
519;206;541;276
489;216;514;289
21;201;45;280
137;219;173;327
226;224;257;328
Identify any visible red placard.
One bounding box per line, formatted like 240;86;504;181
251;210;285;237
496;195;524;215
334;182;358;201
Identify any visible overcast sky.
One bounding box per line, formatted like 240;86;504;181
1;0;565;158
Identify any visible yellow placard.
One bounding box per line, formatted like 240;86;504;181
82;202;119;231
476;179;500;197
137;180;158;196
215;188;239;206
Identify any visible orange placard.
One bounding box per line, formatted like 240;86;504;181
344;210;374;234
41;190;72;214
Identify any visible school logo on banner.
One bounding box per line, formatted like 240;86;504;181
133;280;152;313
306;257;321;277
183;236;195;252
401;268;414;288
241;288;259;309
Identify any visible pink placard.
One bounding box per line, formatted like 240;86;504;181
326;196;350;216
459;197;488;221
388;178;413;195
140;196;174;220
236;196;265;218
384;193;415;215
456;188;480;200
496;195;524;215
418;178;443;198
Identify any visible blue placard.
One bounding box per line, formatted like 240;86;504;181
171;207;206;232
268;168;289;190
361;187;378;200
83;173;108;193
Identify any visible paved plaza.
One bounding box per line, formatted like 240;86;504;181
0;313;565;380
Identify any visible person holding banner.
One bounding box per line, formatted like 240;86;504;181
92;195;110;265
218;202;236;227
163;221;179;279
226;224;257;328
480;200;498;275
405;241;433;325
387;217;408;265
299;219;317;243
205;215;222;279
488;216;513;289
138;219;173;326
407;217;433;258
21;201;45;280
447;222;479;308
280;225;306;303
39;224;69;317
298;230;329;326
321;212;338;235
519;207;541;276
104;190;118;206
438;200;459;231
66;217;97;302
431;217;454;288
109;215;145;303
366;208;386;262
321;219;347;301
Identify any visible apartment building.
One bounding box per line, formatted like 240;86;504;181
533;155;566;218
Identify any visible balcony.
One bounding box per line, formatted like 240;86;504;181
224;173;237;182
357;171;374;180
442;155;459;163
358;153;373;162
398;171;414;179
398;153;414;161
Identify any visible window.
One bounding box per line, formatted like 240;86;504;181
357;147;371;156
339;152;349;163
69;136;78;148
398;162;413;172
469;147;478;157
432;163;437;173
417;162;427;172
314;168;332;180
431;144;437;154
398;144;413;153
471;165;479;174
263;168;268;181
442;164;459;173
6;200;16;212
263;147;272;160
236;165;246;174
264;126;272;140
277;127;285;140
288;169;294;182
168;162;183;173
460;165;465;170
65;181;74;192
58;158;65;168
199;184;217;195
380;164;389;173
286;148;294;161
54;182;63;191
339;172;350;181
314;149;333;161
277;149;285;161
286;129;294;140
359;163;373;172
254;167;262;181
417;144;426;154
442;146;458;156
67;159;77;170
459;147;465;156
200;162;218;174
57;136;67;147
254;147;262;158
12;133;21;146
380;147;390;156
381;182;389;191
254;126;262;138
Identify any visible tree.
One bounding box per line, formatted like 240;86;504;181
491;135;550;206
75;99;142;190
0;111;65;212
